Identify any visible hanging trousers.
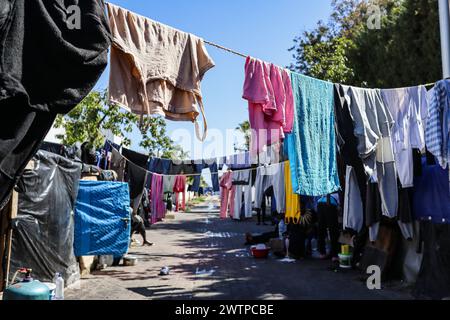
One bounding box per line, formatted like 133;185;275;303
220;185;235;219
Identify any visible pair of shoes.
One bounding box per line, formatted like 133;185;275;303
159;266;170;275
319;254;330;260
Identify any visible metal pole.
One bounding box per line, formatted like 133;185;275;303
439;0;450;78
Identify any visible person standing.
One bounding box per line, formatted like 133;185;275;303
317;194;340;262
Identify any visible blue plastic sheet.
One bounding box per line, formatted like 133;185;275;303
74;181;131;256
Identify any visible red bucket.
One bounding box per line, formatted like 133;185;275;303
251;246;270;258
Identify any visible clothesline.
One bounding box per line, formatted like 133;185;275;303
105;2;442;95
203;39;439;89
110;143;286;178
102;130;251;169
204;40;248;58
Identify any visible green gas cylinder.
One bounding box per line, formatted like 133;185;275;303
3;269;50;300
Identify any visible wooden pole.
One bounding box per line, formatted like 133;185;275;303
0;201;10;292
0;191;18;292
4;191;18;288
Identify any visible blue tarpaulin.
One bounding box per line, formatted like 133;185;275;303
74;181;131;256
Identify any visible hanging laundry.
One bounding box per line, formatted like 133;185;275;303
342;85;398;226
282;69;295;133
163;176;176;194
381;86;428;188
0;0;110;210
225;152;253;170
74;181;131;257
343;166;364;233
122;147;149;169
219;171;235;219
242;57;294;157
284;161;301;224
258;143;282;166
425;80;450;168
365;181;383;242
39;141;66;156
397;187;414;240
101;140;121;170
287;73;340;196
254;162;286;214
413;156;450;224
425;79;450;193
126;161;148;215
151;173;165;221
170;160;196;175
110;148;126;182
148;158;172;175
173;175;187;212
192;159;220;192
232;170;253;220
334;84;367;213
106;3;215;141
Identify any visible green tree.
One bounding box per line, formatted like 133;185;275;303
289;0;441;87
349;0;441;87
54;90;188;158
289;0;366;83
235;120;251;151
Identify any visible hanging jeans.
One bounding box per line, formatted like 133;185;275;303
220;171;235;219
192;159;219;192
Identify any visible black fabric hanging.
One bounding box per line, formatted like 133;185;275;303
122;147;149;169
0;0;111;210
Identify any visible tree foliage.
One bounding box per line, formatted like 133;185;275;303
290;0;441;87
235;120;251;151
54;90;189;159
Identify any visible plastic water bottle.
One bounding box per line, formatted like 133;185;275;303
54;273;64;300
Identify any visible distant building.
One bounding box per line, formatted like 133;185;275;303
44;123;122;146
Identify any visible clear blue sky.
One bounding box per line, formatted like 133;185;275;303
96;0;333;159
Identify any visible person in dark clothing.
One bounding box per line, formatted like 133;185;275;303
245;213;285;245
245;227;278;245
256;187;277;225
317;194;340;261
131;214;153;246
286;208;317;259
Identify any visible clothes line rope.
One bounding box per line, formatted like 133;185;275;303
105;2;445;92
204;40;248;58
110;144;285;178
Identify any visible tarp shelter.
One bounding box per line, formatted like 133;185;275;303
9;150;81;285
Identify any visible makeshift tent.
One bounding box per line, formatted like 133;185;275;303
9;150;81;285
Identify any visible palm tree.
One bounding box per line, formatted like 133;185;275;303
235;120;251;151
